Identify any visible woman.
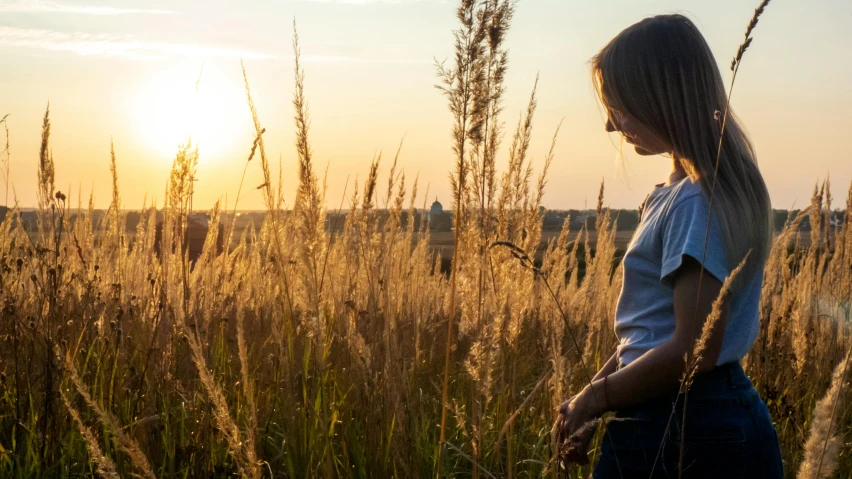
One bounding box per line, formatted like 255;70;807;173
556;14;783;478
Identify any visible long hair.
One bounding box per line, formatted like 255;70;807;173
591;14;772;283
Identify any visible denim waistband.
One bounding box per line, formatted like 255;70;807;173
616;362;755;417
687;361;753;395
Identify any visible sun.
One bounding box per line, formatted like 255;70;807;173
133;63;244;161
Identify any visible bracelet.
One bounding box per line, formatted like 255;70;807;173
602;375;611;412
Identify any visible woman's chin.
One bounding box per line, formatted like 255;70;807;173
634;145;654;156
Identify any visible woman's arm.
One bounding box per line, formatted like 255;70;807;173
557;350;620;462
573;352;619;412
593;352;619;382
560;256;729;434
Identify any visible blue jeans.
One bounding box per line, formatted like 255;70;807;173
593;362;783;478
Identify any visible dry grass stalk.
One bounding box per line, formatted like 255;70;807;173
731;0;772;72
435;0;485;472
241;62;274;213
684;252;751;388
235;297;259;476
60;349;156;479
1;113;9;206
292;19;327;324
108;139;120;225
37;104;55;209
60;390;120;479
181;323;260;479
240;59;297;334
798;351;851;479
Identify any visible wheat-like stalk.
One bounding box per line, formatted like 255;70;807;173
60;348;156;479
182;322;260;478
731;0;771;72
435;2;485;470
683;252;751;387
60;389;120;479
1;113;10;206
235;297;259;478
798;350;850;479
37;104;55;210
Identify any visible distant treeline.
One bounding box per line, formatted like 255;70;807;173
0;206;840;234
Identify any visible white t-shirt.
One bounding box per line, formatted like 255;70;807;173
614;176;763;367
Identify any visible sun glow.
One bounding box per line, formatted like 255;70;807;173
133;64;245;161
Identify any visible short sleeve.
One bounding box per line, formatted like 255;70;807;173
660;194;730;284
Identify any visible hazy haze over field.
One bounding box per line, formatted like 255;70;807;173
2;0;851;210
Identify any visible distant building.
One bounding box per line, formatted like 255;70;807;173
572;211;594;229
430;198;444;217
428;198;454;232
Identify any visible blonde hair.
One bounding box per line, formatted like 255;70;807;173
592;14;772;283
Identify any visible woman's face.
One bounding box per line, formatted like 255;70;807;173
604;108;673;156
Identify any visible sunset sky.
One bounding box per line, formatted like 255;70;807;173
2;0;851;211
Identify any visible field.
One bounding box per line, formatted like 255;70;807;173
428;230;637;255
1;1;851;478
428;229;827;267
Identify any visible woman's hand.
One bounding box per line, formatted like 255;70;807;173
556;387;600;463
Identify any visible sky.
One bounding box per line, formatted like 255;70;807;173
1;0;851;211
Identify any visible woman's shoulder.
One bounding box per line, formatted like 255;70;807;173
651;177;729;238
655;176;708;214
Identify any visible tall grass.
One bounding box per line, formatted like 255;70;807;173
0;1;850;478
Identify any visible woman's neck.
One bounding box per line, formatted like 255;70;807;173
665;158;688;186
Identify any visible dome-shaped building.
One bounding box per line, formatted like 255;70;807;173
430;198;443;217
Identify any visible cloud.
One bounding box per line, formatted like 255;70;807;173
0;26;277;59
0;27;430;64
0;0;175;15
295;0;438;4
